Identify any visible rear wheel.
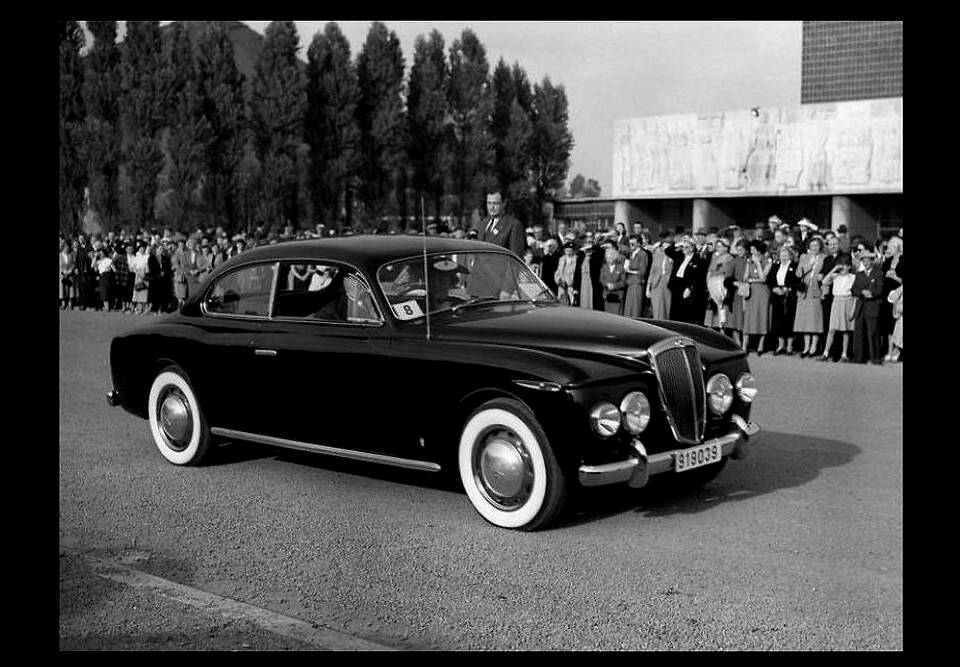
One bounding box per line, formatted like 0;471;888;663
147;365;214;465
458;398;566;530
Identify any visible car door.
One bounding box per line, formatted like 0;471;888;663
195;260;279;434
248;260;394;453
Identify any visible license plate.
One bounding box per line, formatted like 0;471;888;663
674;442;722;473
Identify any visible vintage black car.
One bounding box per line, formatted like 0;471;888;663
108;237;760;530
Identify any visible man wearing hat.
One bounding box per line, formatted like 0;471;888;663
850;249;885;364
479;189;525;257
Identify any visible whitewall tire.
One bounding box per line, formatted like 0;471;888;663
458;398;566;530
147;365;213;466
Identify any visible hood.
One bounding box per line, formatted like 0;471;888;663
429;303;743;363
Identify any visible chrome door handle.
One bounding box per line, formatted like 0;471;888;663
254;349;277;357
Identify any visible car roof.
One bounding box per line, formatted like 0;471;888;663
216;235;511;276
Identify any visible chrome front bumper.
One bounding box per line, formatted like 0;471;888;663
578;415;761;489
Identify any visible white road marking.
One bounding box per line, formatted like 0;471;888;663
64;547;395;651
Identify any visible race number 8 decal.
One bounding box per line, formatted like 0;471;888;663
393;299;424;320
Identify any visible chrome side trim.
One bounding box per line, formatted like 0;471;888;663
512;379;563;392
210;427;442;473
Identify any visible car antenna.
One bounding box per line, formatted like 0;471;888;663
421;197;431;342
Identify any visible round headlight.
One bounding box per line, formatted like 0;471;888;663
589;401;621;437
736;372;758;403
706;374;734;415
619;391;651;434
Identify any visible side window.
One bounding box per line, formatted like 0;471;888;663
205;263;276;317
274;262;381;324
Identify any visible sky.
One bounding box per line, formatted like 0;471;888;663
82;21;803;196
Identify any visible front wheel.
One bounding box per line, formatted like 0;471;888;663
147;364;214;466
458;398;566;530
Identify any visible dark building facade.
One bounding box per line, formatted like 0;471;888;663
801;21;902;104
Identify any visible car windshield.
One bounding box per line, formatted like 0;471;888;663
377;251;556;321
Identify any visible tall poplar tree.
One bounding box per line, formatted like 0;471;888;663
251;21;308;228
195;22;247;231
530;77;573;225
407;30;451;223
491;58;534;223
60;21;86;235
160;22;210;230
119;21;165;230
82;21;122;230
447;29;494;225
306;22;361;232
356;22;407;227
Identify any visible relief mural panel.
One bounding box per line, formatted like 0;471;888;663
612;98;902;198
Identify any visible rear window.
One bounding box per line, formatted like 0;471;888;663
204;263;276;317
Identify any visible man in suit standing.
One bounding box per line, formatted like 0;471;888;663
479;190;526;257
851;250;885;364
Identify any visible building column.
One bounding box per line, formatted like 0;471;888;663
692;198;736;232
614;200;643;227
831;195;878;241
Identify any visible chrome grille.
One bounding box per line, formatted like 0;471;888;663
649;338;706;444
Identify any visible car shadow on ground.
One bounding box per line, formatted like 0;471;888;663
557;430;861;528
211;439;459;492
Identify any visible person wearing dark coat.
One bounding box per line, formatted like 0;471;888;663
766;246;801;354
539;238;561;295
850;250;885;364
574;234;605;311
667;237;706;324
478;190;526;257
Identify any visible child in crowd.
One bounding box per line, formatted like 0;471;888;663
819;252;856;362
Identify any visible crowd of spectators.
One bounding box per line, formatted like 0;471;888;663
517;215;903;365
58;214;903;365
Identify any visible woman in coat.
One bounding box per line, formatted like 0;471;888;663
623;235;649;318
740;240;772;354
646;232;675;320
600;244;627;315
766;245;801;355
726;238;750;347
793;236;826;357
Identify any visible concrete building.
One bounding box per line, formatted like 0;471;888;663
555;21;902;242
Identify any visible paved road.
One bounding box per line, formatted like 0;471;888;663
59;310;902;650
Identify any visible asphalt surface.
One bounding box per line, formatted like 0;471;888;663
59;309;902;650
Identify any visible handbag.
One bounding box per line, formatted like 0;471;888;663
736;263;751;299
605;291;621;303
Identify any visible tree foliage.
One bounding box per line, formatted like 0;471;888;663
448;29;495;223
251;21;308;227
356;22;407;223
530;77;574;224
60;21;86;235
491;58;534;222
195;22;248;231
119;21;165;229
306;22;361;231
568;173;601;198
407;30;452;221
82;21;123;229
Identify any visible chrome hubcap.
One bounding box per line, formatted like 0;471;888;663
158;389;192;450
474;428;533;511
